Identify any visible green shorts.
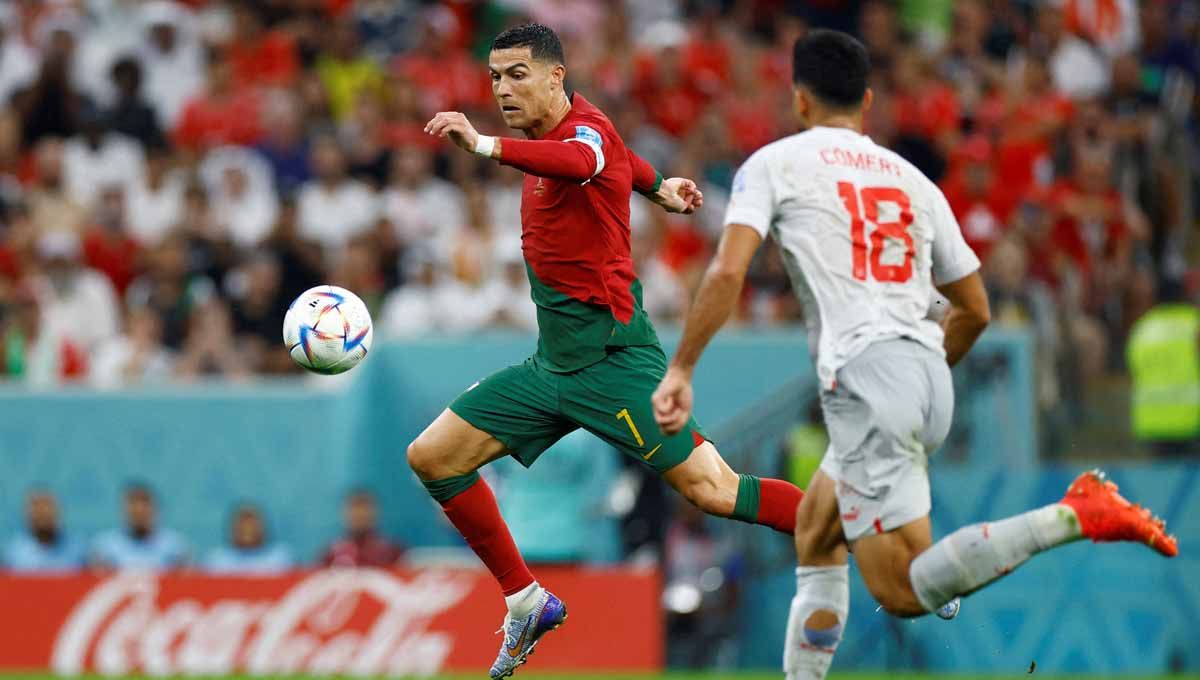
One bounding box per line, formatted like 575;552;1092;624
449;343;709;474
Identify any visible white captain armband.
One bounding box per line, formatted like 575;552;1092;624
566;125;605;176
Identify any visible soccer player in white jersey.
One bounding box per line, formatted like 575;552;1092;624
652;29;1178;680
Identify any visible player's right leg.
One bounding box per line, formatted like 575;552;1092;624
407;359;574;678
783;469;850;680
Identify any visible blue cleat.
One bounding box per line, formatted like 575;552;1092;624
936;596;961;620
489;589;567;678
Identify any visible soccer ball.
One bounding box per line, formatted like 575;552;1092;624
283;285;373;375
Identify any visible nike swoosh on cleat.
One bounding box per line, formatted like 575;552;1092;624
642;443;663;460
506;617;533;658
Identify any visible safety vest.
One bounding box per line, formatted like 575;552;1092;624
1127;304;1200;440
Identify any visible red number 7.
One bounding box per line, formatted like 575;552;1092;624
837;181;915;283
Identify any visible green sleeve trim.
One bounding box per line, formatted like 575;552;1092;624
731;473;762;523
420;471;481;503
637;170;664;196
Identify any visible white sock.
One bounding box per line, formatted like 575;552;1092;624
784;565;849;680
504;581;543;619
909;503;1082;611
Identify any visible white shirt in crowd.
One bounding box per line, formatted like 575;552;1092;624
297;178;379;250
0;32;38;105
62;133;146;208
126;169;186;247
201;146;279;249
382;177;464;252
136;2;206;128
725;125;980;389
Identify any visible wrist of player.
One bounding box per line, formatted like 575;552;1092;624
473;134;499;159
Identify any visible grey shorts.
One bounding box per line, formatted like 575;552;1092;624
819;338;953;541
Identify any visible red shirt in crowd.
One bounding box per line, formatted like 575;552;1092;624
321;533;404;568
82;227;141;296
228;31;300;88
1046;179;1129;278
893;81;960;141
940;171;1018;262
393;49;491;115
173;88;265;151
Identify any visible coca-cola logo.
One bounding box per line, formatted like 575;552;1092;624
51;570;474;676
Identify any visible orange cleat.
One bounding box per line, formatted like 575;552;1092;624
1060;469;1178;557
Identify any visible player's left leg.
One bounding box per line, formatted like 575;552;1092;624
659;439;804;534
562;343;804;534
854;469;1179;618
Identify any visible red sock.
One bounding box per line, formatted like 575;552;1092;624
440;476;535;595
756;478;805;534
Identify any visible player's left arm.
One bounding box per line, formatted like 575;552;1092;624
937;271;990;366
930;184;989;366
628;147;704;215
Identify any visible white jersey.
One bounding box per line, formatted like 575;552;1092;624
725;126;980;389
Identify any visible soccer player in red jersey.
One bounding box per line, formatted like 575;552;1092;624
412;24;806;677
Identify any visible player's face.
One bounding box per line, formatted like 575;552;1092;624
489;47;565;131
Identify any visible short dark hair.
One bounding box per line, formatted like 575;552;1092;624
124;482;155;502
490;23;565;65
792;29;871;109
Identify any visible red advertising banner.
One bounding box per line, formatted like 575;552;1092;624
0;567;662;675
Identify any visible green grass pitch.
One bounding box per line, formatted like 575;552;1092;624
1;674;1197;680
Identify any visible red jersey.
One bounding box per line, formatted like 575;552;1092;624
497;94;660;372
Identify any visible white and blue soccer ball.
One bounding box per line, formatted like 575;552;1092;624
283;285;373;375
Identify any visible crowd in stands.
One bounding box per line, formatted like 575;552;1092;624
1;484;404;572
0;0;1196;430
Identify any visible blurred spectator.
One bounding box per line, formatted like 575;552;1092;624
126;234;213;350
173;58;264;151
105;56;166;149
255;92;312;198
382;146;463;253
321;489;404;567
2;489;85;573
0;16;38;106
1126;283;1200;456
263;197;324;298
1035;4;1110;100
174;298;249;381
89;304;174;389
204;503;294;574
490;238;538;332
201;146;279;249
125;143;186;246
228;252;292;374
27;138;88;236
315;19;383;121
136;0;205;129
30;230;121;383
12;21;83;147
297;136;378;250
940;136;1018;261
81;185;141;295
91;483;189;570
225;0;299;89
379;247;439;338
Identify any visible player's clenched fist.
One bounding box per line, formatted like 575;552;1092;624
425;112;480;153
652;366;694;435
654;177;705;215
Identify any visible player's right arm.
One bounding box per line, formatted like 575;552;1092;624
929;184;989;366
654;153;772;435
